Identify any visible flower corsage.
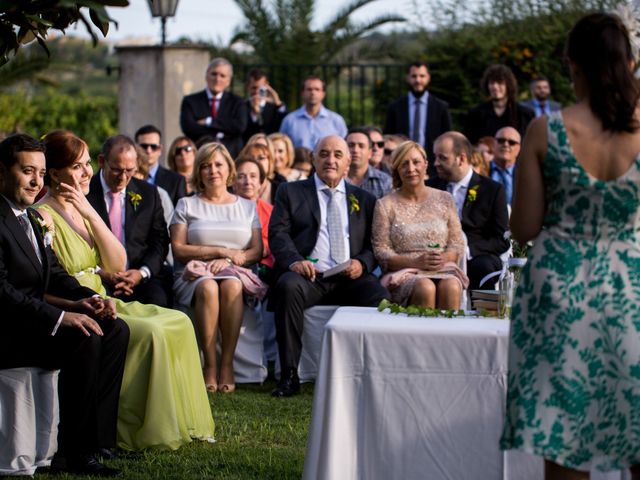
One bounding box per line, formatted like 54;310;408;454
128;191;142;211
348;193;360;214
466;185;479;205
34;215;54;247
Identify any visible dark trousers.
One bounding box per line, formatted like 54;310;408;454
467;254;502;290
273;272;390;369
3;317;130;455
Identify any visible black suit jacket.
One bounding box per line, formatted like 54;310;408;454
243;101;287;142
0;197;95;365
428;172;510;258
268;178;378;276
464;101;535;145
154;165;186;206
384;92;452;178
87;175;169;277
180;89;248;158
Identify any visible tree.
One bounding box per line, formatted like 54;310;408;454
231;0;405;65
0;0;129;66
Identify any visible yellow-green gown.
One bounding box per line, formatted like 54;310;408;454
38;204;215;451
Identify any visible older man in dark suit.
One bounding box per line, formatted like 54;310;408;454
428;132;510;290
384;61;452;179
268;135;389;397
0;134;128;477
180;57;248;158
87;135;172;307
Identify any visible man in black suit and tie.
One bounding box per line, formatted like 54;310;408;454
0;134;128;477
180;57;248;158
384;61;452;179
135;124;186;206
242;68;287;143
268;135;390;397
87;135;172;307
428;132;510;290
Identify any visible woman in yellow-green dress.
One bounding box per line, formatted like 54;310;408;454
37;130;214;451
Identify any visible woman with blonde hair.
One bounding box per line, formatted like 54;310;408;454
268;132;306;181
171;142;263;393
166;136;197;195
372;140;467;309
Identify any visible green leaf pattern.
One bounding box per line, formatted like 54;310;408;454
501;112;640;471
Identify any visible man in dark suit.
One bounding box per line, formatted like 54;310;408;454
520;76;561;117
242;68;287;143
384;61;452;179
134;124;186;206
88;135;172;307
428;132;510;290
268;135;390;397
180;57;248;158
0;134;128;477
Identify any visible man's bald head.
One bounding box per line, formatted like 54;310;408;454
313;135;351;188
494;127;521;168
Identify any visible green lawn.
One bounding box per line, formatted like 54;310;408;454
35;381;315;480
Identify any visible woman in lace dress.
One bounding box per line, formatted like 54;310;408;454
372;141;467;309
501;13;640;479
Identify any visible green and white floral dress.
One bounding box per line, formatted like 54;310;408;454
501;111;640;471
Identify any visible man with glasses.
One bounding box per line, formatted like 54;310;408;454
135;124;186;206
490;127;521;206
363;126;390;174
87;135;172;307
384;61;452;179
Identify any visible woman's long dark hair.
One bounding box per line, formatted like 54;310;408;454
566;12;640;133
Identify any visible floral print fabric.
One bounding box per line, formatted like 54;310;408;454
501;111;640;471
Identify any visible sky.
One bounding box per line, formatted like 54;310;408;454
78;0;419;46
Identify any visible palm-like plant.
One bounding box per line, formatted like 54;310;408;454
232;0;405;65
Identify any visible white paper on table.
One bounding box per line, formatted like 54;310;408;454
322;260;351;278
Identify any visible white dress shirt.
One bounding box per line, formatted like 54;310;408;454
310;174;351;272
447;167;474;218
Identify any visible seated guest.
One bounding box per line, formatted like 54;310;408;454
268;132;306;181
428;132;510;290
171;142;263;393
269;135;390;397
382;134;407;171
464;64;534;145
346;127;392;199
470;151;490;177
37;130;214;451
0;133;128;477
292;146;313;177
135;124;187;206
134;145;174;233
233;156;274;275
363;125;391;174
373;140;467;309
490;127;521;206
167;136;197;195
86;135;172;308
239;142;285;204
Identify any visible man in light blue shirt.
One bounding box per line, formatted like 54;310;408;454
279;76;348;150
490;127;521;206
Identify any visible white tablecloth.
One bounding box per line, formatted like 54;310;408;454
303;307;627;480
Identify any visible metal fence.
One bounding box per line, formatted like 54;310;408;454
230;64;408;128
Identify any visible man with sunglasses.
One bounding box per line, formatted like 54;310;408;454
490;127;521;205
87;135;172;307
134;125;186;206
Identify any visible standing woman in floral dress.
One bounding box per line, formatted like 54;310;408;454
501;12;640;479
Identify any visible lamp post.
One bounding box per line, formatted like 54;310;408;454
147;0;179;46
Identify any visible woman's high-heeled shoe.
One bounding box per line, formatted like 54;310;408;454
219;383;235;394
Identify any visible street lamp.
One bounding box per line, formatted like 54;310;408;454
147;0;180;46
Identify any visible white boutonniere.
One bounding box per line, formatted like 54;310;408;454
33;215;55;247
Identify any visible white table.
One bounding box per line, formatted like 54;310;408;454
303;307;627;480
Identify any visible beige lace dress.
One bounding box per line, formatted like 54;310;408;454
372;188;466;305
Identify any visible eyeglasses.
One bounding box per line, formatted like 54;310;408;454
384;148;394;156
495;138;520;146
175;145;194;154
373;141;385;148
107;164;137;177
139;143;161;151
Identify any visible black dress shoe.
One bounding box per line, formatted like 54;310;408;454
57;454;122;477
271;368;300;397
96;447;118;460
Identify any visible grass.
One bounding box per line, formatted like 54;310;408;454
34;380;315;480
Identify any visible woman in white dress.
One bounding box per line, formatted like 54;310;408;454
171;143;262;393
